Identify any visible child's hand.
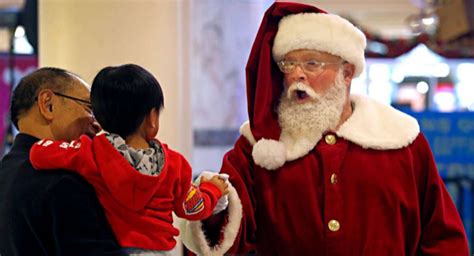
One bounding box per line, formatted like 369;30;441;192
201;175;229;196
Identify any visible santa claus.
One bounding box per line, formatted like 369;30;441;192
180;2;468;255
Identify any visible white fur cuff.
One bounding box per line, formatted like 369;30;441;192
179;180;242;256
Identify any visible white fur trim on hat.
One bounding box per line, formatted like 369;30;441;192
272;13;367;77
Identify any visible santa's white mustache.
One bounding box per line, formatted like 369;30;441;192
286;82;320;101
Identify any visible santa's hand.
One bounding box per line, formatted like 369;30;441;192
218;173;229;181
201;175;229;195
196;171;230;214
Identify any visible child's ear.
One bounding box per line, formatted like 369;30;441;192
145;108;159;140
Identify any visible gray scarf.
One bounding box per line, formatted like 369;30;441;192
106;133;164;176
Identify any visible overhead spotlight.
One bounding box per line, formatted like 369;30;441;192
420;10;439;34
422;16;435;26
406;10;439;35
406;14;424;35
408;0;442;35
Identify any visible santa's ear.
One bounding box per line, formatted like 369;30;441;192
37;89;55;121
342;63;355;85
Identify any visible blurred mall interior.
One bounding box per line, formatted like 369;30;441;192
1;0;473;253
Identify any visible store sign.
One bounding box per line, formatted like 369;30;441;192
409;111;474;242
409;111;474;178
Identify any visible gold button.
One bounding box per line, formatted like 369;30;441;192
330;173;337;184
325;134;336;145
328;219;340;232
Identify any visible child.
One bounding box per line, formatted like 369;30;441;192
29;64;228;255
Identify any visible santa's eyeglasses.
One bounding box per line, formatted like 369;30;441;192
277;60;343;74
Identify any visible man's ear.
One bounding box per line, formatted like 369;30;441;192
342;63;355;85
37;89;55;121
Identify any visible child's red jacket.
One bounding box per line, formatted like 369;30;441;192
30;134;222;251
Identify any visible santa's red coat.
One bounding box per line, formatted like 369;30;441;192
214;131;468;255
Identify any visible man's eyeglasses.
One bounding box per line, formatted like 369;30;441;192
51;91;93;116
51;91;92;109
34;91;93;116
277;60;343;74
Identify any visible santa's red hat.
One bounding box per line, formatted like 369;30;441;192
244;2;367;170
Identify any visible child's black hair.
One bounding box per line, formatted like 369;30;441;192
91;64;164;138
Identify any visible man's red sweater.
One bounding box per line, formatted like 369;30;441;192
30;134;222;251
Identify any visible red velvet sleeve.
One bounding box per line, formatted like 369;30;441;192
29;135;96;176
414;134;469;255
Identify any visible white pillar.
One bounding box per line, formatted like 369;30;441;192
39;0;192;157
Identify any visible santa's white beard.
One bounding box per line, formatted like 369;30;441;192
277;69;347;160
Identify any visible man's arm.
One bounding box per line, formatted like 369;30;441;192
44;174;125;256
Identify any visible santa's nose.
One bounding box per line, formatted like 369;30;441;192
294;66;307;82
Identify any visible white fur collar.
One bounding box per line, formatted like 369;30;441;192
336;94;419;149
241;94;420;170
